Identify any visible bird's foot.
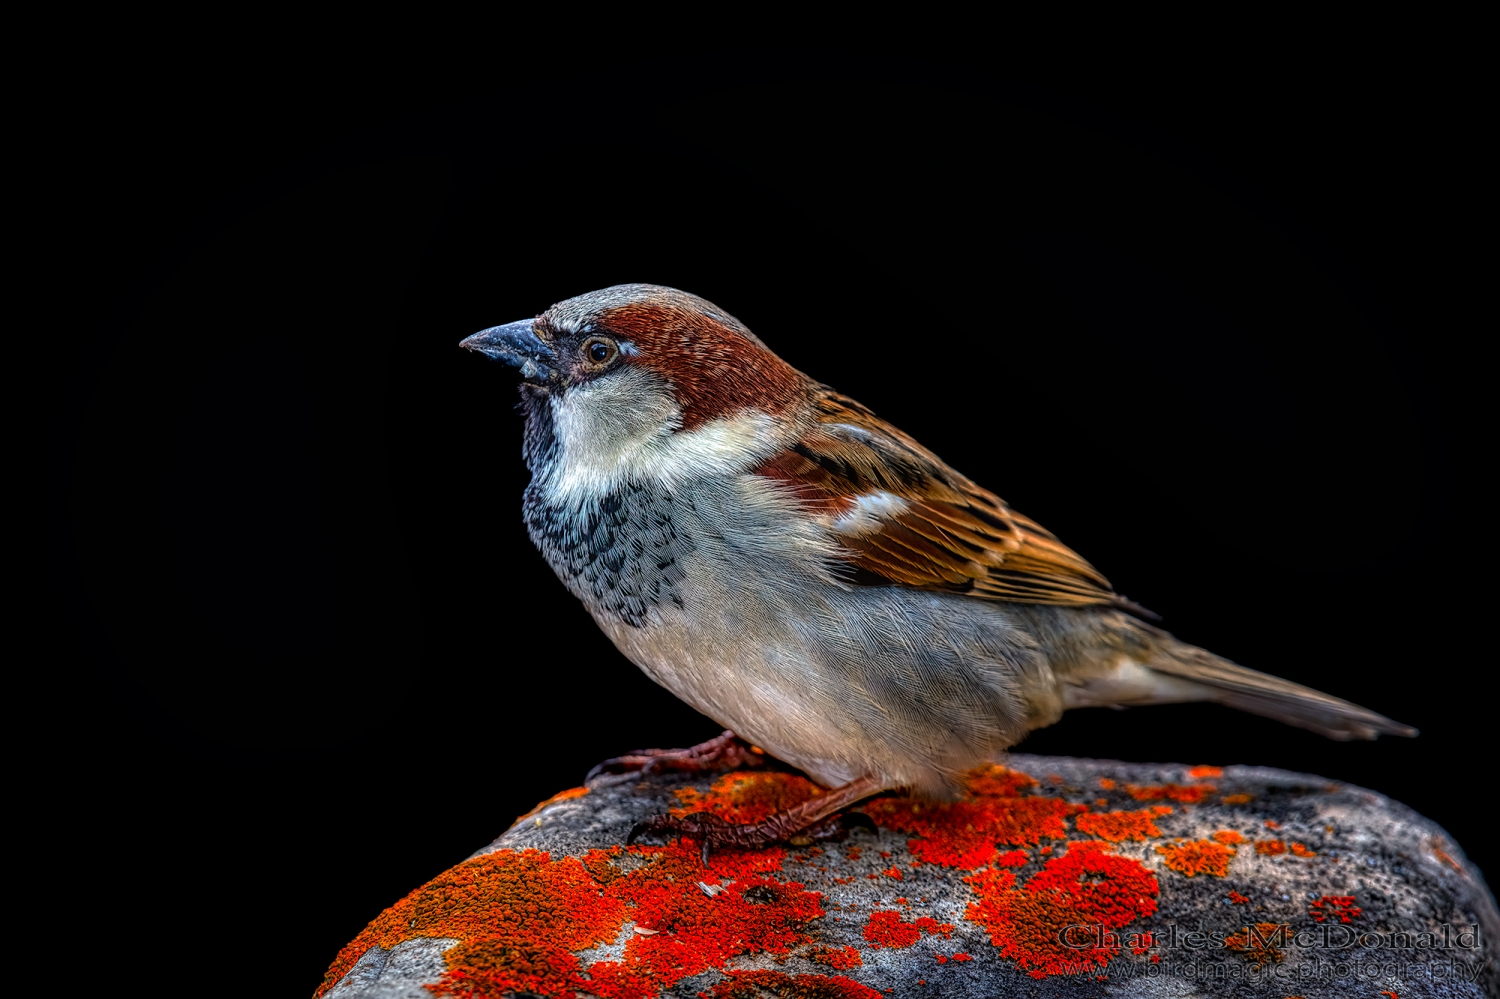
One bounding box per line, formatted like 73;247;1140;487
626;774;887;864
586;730;768;782
627;810;858;864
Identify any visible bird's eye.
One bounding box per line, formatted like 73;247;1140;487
582;337;616;366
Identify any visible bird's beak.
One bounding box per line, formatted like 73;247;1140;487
460;320;559;383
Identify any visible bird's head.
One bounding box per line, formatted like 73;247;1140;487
462;284;810;498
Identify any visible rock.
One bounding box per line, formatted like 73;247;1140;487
316;755;1497;998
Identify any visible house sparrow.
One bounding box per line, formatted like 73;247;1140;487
461;284;1414;853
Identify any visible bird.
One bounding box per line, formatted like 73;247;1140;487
460;283;1415;856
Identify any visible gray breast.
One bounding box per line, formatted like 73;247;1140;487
523;481;691;628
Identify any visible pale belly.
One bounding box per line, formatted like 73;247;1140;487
593;568;1048;794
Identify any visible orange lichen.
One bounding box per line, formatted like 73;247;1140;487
316;849;625;999
585;841;824;999
1126;783;1214;803
316;834;829;999
1074;808;1169;842
966;766;1039;797
1264;820;1281;830
1290;842;1317;857
883;867;903;879
514;785;590;824
1225;922;1288;968
1187;765;1223;779
1222;793;1254;805
703;970;882;999
1098;778;1116;790
964;841;1158;979
1228;891;1250;904
1157;839;1236;877
864;765;1082;869
995;850;1028;867
1213;830;1246;846
1255;839;1287;856
810;945;862;970
671;771;824;823
862;910;953;948
1309;896;1361;923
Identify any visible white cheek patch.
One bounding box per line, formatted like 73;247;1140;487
831;491;911;535
542;367;781;505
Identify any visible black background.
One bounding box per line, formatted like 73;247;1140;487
42;55;1484;996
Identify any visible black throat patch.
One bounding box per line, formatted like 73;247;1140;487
519;388;690;628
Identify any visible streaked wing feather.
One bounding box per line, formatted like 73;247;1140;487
757;389;1119;608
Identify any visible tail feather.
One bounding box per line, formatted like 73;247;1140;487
1151;645;1416;740
1062;643;1417;741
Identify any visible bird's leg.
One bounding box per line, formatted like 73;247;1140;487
629;774;888;864
586;730;769;781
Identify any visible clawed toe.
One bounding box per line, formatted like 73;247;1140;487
587;752;698;782
786;814;850;847
586;755;649;781
626;809;854;864
629;813;741;864
585;731;768;782
627;812;694;845
627;811;737;844
624;774;886;865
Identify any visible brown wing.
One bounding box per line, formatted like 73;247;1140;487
755;388;1122;609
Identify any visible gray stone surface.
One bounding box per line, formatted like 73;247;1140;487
318;754;1497;997
323;938;460;999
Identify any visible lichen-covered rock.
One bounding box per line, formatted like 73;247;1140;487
317;755;1497;998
